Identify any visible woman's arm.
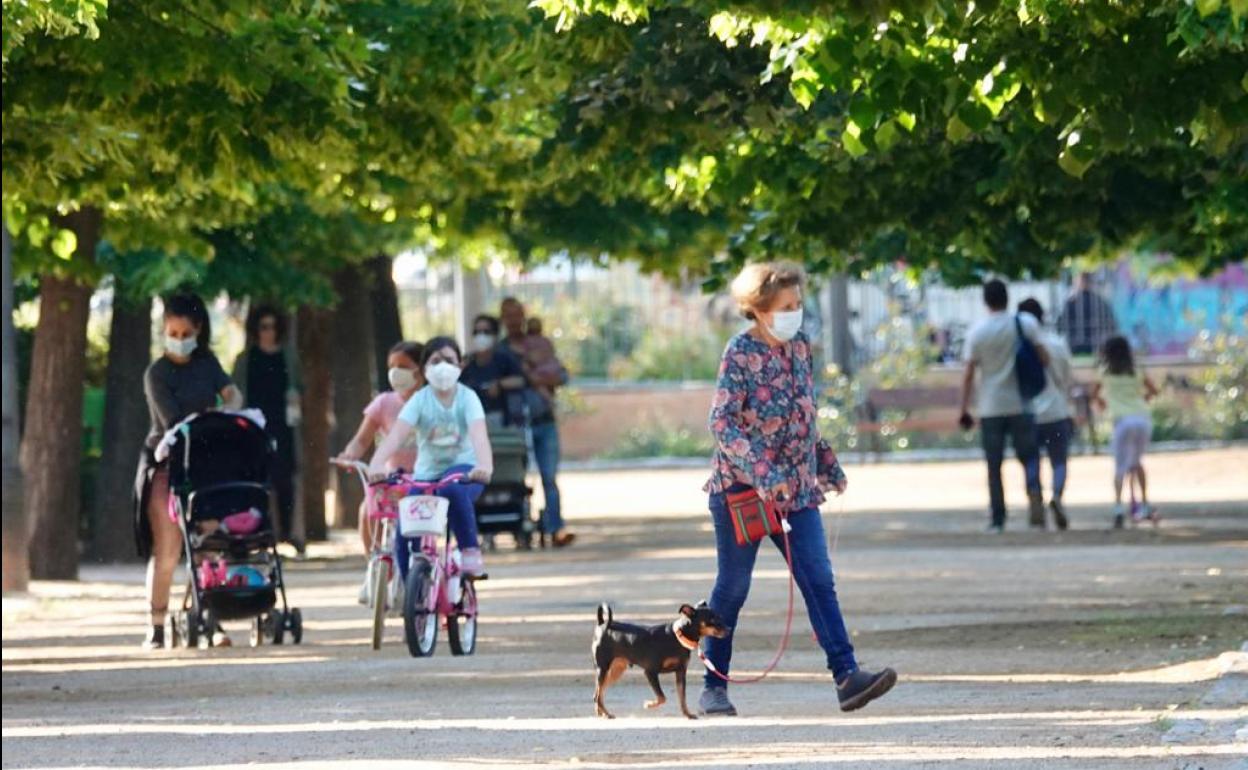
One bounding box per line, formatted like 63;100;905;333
1142;373;1160;401
337;415;381;461
368;420;415;479
1090;381;1106;411
467;419;493;483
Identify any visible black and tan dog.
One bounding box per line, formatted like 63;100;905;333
592;601;729;719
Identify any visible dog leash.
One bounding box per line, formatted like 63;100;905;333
682;495;847;685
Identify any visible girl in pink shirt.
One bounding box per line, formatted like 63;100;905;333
335;341;424;555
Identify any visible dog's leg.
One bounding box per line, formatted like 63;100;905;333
643;670;666;710
676;665;696;720
595;658;627;719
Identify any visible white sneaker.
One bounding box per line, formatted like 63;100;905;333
357;575;370;606
461;548;485;577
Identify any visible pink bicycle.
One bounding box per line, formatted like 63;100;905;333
332;459;403;650
392;473;481;657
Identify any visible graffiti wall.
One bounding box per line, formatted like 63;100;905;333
1111;260;1248;356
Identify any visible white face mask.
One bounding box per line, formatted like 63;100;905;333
472;333;496;353
767;309;804;342
388;367;417;393
425;361;462;392
165;335;198;357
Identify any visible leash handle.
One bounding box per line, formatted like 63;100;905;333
699;523;796;685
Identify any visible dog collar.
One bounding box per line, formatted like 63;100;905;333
673;622;699;652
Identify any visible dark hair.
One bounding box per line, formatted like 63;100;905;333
983;279;1008;311
163;293;211;354
420;336;461;367
1017;298;1044;324
388;340;424;366
1101;335;1135;376
472;314;500;335
245;304;286;346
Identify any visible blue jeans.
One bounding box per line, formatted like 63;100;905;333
980;414;1041;527
530;421;564;534
704;490;858;689
395;465;482;580
1036;418;1073;500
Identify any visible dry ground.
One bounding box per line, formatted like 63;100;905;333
4;448;1247;769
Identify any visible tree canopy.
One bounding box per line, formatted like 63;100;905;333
4;0;1245;290
519;0;1247;283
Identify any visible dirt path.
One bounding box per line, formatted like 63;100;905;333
4;449;1247;769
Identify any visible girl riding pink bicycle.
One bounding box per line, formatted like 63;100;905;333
367;337;492;579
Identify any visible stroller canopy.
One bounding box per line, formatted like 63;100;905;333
166;412;272;491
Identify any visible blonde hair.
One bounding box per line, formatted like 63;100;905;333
730;261;806;320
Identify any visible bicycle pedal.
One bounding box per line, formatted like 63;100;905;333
465;573;489;582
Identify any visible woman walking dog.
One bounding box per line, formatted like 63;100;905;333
699;262;896;716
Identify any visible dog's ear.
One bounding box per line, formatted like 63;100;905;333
679;604;696;619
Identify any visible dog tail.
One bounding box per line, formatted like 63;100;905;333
597;603;612;627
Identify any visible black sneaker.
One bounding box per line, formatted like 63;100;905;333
142;625;165;650
698;687;738;717
837;668;897;712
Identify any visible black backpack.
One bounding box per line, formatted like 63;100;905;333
1015;316;1046;401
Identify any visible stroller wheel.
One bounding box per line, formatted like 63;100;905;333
179;610;199;649
288;608;304;645
250;617;265;648
198;609;218;650
270;610;286;645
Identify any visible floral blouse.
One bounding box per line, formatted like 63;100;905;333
705;330;846;513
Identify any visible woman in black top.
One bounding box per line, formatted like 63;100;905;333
137;294;241;649
233;306;301;552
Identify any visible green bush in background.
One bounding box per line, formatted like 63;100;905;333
599;423;714;460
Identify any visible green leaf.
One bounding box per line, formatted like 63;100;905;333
1195;0;1222;17
896;111;917;132
51;229;78;260
849;99;878;131
841;128;868;158
1057;147;1092;178
1231;0;1248;20
957;102;993;133
875;120;900;151
946;114;972;142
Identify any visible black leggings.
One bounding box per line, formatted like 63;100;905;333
269;424;297;541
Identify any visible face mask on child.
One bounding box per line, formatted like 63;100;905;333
767;309;803;342
388;367;417;393
425;361;461;391
165;336;198;357
472;333;496;353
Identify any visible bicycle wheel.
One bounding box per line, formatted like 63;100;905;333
447;581;477;656
403;559;437;658
370;561;388;651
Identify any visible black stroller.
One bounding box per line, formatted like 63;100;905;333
162;412;302;648
475;425;537;550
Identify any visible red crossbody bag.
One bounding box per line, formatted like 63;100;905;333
724;487;786;546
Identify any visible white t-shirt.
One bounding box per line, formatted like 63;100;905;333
1030;329;1072;424
964;311;1043;418
397;384;486;480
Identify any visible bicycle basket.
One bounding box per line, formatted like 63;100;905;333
398;495;449;538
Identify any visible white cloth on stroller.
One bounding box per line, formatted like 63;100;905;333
154;409;268;463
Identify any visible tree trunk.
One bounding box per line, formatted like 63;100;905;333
2;221;28;592
368;254;403;391
90;287;151;563
331;266;374;529
22;206;102;580
297;305;333;543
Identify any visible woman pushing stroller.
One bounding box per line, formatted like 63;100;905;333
136;294;242;649
367;337;492;579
